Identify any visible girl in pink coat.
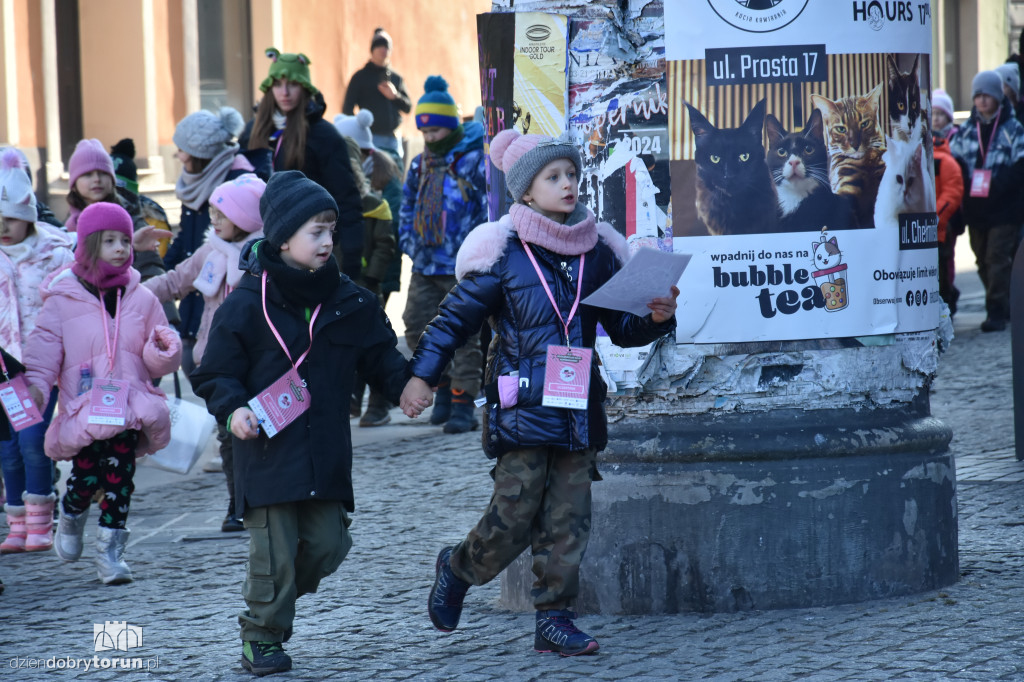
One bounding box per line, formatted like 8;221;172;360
140;173;265;532
24;202;182;585
0;149;74;553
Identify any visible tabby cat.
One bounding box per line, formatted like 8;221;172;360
887;54;922;143
765;109;859;231
686;98;778;235
810;84;886;229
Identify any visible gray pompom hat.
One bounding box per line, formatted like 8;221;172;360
173;106;245;160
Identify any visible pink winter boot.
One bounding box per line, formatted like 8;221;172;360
0;504;27;553
23;493;56;552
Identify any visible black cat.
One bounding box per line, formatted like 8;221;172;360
765;109;859;231
686;98;778;235
887;53;921;143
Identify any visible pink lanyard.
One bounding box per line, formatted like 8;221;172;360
99;289;122;378
261;272;321;370
0;351;10;381
976;111;1001;168
521;240;585;347
273;134;284;165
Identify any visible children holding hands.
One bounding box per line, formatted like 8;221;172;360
401;129;679;657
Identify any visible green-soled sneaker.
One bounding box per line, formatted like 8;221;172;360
241;641;292;676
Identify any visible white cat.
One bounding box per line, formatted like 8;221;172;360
874;133;935;230
812;236;843;271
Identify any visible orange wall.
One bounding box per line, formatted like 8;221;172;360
155;0;186;146
278;0;491;139
14;0;44;148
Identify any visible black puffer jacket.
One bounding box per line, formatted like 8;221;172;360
192;244;409;515
239;92;365;279
409;213;675;458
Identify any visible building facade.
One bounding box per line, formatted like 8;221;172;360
0;0;489;213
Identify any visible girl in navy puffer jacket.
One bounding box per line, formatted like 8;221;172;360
401;130;679;657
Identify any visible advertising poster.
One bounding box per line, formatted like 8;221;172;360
568;3;673;252
665;0;938;343
479;12;569;221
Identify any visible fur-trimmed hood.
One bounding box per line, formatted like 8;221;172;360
455;212;630;281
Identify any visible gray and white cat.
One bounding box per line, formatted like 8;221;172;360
874;133;934;229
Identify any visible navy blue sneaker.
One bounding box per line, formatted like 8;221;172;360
428;546;471;632
535;610;600;656
241;641;291;676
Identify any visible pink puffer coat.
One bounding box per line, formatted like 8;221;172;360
23;267;182;460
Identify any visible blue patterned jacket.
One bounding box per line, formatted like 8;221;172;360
399;122;488;276
949;99;1024;226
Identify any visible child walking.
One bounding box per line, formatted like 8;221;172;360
191;171;412;676
399;75;488;434
0;149;74;553
24;202;182;584
400;129;679;656
140;174;266;532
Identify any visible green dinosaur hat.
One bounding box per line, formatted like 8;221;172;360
259;48;318;95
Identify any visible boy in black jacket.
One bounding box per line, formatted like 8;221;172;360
192;171;413;676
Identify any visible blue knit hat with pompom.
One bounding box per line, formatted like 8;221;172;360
415;76;459;130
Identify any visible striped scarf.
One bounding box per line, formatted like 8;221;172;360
413;150;448;246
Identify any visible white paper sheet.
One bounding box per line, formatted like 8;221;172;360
582;248;691;317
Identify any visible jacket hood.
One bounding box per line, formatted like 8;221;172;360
454;121;485;155
967;98;1017;127
305;91;328;124
239;237;265;276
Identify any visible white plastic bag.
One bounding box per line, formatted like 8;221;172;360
143;374;215;475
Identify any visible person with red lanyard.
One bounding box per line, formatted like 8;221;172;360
22;202;182;585
400;129;679;657
137;173;266;533
949;69;1024;331
191;171;412;677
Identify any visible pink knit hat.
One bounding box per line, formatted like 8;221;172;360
72;202;135;289
210;173;266;234
489;129;581;201
68;138;115;188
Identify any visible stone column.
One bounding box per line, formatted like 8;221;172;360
494;1;958;614
40;0;63;185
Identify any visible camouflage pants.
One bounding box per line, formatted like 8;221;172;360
450;446;598;610
402;272;482;395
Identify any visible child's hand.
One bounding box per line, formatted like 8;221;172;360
29;386;45;411
400;377;434;418
648;285;680;323
230;407;260;440
132;225;173;253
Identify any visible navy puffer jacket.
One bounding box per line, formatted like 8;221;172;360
409;212;675;458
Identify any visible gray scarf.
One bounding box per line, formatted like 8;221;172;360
176;144;239;210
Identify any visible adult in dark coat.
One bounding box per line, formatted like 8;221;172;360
241;48;365;281
342;28;412;160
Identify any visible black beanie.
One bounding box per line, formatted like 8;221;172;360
110;138;138;182
371;27;392;51
260;170;338;248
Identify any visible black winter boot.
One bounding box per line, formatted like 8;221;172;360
443;389;478;434
359;390;392;427
429;380;452;425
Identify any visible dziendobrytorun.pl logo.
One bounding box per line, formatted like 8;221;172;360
8;621;160;672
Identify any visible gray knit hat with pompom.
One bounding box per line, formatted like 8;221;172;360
173;106;245;160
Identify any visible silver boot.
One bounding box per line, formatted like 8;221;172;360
95;527;132;585
53;507;90;562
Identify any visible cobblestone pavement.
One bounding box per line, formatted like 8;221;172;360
2;269;1022;681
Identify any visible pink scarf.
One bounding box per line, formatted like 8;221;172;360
510;203;597;256
72;251;133;289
